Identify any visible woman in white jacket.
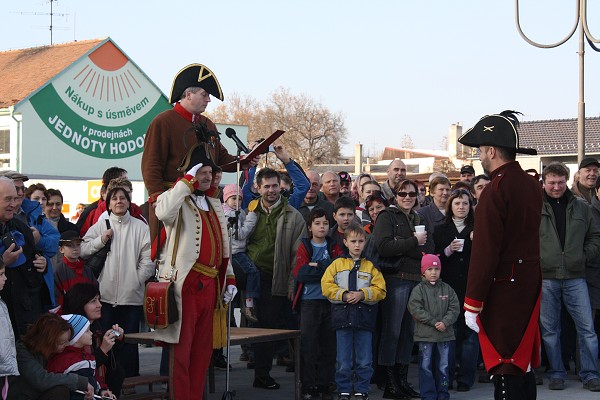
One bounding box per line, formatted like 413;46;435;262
81;185;154;378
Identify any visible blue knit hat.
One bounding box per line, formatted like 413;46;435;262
61;314;90;345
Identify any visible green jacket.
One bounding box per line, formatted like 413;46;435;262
247;195;307;296
540;189;600;279
408;279;459;342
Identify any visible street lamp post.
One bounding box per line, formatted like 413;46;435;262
515;0;600;164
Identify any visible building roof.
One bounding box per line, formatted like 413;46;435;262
382;147;448;160
0;38;105;107
518;117;600;155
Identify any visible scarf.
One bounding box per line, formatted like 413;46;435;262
63;257;86;275
452;217;466;233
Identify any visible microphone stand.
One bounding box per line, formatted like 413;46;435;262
223;146;243;399
227;146;243;241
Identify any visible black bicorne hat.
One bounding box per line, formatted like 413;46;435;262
169;64;224;104
458;111;537;155
177;143;217;173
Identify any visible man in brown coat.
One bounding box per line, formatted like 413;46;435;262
142;64;257;240
459;111;542;400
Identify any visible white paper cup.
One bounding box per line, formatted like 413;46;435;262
455;238;465;252
415;225;425;233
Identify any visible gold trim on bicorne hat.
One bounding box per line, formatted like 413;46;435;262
169;64;224;104
177;143;217;173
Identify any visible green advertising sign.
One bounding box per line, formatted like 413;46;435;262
27;40;170;159
30;84;167;159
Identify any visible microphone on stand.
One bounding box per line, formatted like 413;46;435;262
225;128;250;154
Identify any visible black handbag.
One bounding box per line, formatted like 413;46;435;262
86;219;112;279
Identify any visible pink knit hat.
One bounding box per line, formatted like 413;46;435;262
421;253;441;274
223;184;242;202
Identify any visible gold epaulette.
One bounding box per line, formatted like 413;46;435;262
248;199;259;212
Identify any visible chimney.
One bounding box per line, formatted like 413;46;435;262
355;143;363;175
448;123;462;159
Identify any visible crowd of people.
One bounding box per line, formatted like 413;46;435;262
3;63;600;400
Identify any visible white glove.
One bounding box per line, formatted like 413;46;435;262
465;310;480;333
187;163;203;177
223;285;238;304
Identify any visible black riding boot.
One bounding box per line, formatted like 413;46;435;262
383;366;409;399
394;364;420;398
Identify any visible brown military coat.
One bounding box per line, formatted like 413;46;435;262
141;105;236;239
464;161;542;375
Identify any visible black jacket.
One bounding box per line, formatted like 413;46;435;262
0;217;46;336
433;221;473;304
372;206;433;278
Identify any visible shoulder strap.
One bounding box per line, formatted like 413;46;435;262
171;208;183;269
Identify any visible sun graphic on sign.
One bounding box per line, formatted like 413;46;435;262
72;41;141;102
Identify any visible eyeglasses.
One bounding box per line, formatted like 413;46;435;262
14;186;25;194
395;191;417;198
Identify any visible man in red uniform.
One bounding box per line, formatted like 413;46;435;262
142;64;257;240
154;145;237;400
459;111;542;400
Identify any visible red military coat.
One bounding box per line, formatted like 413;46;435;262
464;161;542;375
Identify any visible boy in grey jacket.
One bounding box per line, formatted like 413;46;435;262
408;253;459;400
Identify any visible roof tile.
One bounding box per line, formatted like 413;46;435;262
0;38;105;107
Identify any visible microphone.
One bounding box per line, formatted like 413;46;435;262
225;128;250;154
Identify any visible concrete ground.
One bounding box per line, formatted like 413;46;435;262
138;344;597;400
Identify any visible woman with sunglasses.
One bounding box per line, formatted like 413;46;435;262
417;176;452;236
432;189;477;392
373;179;433;399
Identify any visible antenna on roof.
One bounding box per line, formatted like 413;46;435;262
11;0;70;45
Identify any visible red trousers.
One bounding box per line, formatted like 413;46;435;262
170;271;216;400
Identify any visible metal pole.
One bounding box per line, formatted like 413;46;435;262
515;0;600;165
578;20;585;163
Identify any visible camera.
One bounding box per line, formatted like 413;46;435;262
112;330;121;338
1;232;20;252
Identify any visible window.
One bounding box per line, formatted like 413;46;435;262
0;129;8;154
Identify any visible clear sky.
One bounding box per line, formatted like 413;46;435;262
3;0;600;156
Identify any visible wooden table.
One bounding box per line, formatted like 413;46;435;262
126;327;301;399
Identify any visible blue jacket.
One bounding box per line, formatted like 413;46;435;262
21;198;60;307
241;160;310;210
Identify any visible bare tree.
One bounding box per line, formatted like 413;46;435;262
440;136;449;151
401;134;415;149
207;88;347;168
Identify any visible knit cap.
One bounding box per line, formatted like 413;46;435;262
223;184;242;202
61;314;90;345
421;253;441;275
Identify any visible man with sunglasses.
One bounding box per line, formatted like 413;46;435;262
459;110;542;400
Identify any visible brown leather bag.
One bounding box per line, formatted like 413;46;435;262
144;210;182;329
144;280;178;329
